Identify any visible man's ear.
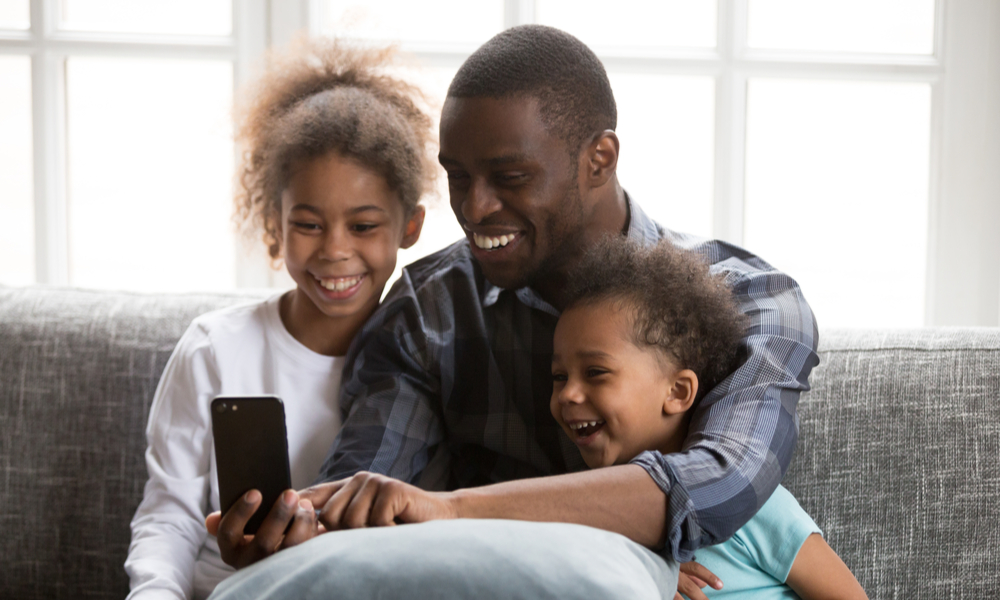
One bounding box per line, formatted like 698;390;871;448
400;205;425;249
581;130;619;189
663;369;699;416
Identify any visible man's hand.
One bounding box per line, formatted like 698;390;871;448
204;489;320;569
674;560;723;600
301;471;458;530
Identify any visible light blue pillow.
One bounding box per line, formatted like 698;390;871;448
209;519;678;599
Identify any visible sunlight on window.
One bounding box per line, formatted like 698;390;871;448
744;79;932;328
321;0;503;47
536;0;716;51
748;0;936;55
0;55;34;286
609;73;714;237
0;0;29;29
58;0;232;36
66;57;235;292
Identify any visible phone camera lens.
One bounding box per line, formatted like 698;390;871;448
216;403;226;413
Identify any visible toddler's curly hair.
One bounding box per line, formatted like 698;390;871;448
563;237;747;397
234;37;438;259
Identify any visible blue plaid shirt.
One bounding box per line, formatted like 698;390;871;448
318;195;819;562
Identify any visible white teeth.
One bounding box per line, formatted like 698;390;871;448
473;233;515;250
318;275;363;291
569;420;603;431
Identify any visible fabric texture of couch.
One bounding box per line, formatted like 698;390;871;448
1;285;998;599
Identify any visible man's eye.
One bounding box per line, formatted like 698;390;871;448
446;170;469;182
496;172;528;185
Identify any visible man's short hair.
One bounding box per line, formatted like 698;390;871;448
448;24;617;155
563;237;747;398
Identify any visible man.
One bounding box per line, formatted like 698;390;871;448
210;24;818;599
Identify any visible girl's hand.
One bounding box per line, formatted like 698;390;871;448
300;471;458;530
674;560;723;600
205;489;321;569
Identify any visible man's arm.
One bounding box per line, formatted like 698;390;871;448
309;260;817;567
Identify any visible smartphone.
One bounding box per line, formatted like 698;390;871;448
211;395;292;535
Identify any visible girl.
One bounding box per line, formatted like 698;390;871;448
124;37;436;600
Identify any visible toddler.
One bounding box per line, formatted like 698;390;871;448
551;236;867;599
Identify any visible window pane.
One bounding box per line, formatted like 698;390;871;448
0;0;29;29
66;57;235;292
0;55;34;285
744;79;931;328
58;0;232;36
384;66;464;291
537;0;716;50
747;0;936;55
321;0;503;46
609;73;714;237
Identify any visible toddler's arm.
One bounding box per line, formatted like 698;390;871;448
785;534;868;600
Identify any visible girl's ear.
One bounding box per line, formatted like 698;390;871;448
663;369;699;416
400;205;425;249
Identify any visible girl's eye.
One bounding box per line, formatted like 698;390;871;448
351;223;378;233
291;221;321;231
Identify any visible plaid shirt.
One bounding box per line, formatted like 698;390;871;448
318;196;819;562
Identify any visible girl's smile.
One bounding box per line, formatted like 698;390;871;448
278;152;423;356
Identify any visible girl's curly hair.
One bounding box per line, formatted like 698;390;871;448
563;236;748;397
234;36;438;259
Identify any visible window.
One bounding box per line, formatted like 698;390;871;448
0;0;266;292
319;0;1000;327
3;1;997;326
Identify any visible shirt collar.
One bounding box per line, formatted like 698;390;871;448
481;191;660;312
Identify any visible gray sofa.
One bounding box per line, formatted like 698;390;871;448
1;285;998;599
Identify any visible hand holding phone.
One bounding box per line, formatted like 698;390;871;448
211;395;292;535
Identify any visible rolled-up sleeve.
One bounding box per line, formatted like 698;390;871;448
632;263;819;563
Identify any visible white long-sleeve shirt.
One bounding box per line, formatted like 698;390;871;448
125;293;344;600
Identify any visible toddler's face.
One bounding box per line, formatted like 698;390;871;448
551;300;692;468
281;152;420;324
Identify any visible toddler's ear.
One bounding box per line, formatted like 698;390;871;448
401;206;425;249
663;369;698;416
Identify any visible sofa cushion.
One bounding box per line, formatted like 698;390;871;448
0;286;262;600
784;328;1000;598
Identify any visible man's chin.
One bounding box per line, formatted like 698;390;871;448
477;261;532;291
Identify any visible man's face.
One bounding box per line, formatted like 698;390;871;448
438;95;587;290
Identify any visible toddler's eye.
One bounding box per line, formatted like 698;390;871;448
585;367;608;378
551;372;567;382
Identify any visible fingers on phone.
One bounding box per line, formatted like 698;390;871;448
282;499;319;548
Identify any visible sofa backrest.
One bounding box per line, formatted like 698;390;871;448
0;286;263;600
2;287;998;599
784;328;1000;598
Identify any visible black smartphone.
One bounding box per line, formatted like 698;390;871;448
211;395;292;535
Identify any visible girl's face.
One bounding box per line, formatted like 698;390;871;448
280;152;422;335
550;300;697;468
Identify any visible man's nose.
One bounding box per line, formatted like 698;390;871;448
459;178;502;225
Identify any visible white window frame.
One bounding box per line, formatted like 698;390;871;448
5;0;997;325
301;0;1000;326
0;0;270;287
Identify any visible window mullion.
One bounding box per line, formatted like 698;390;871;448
504;0;535;28
713;0;747;245
31;0;69;285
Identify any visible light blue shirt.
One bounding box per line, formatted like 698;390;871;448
698;485;822;598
